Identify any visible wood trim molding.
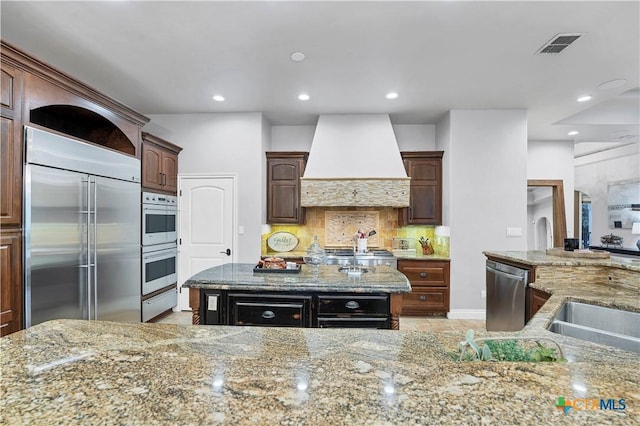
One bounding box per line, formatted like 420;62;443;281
528;179;567;247
1;40;149;127
399;151;444;159
142;132;183;154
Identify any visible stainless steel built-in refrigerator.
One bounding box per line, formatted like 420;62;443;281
24;126;141;327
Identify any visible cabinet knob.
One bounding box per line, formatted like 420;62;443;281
419;295;427;301
261;310;275;319
419;272;428;278
345;301;360;310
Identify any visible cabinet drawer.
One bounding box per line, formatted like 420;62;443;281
228;294;311;327
402;288;449;314
317;293;388;316
317;317;390;329
397;261;449;286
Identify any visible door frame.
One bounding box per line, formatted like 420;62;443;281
176;173;238;311
527;179;567;248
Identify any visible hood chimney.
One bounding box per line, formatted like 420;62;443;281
301;114;410;207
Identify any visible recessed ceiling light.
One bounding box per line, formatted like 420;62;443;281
576;95;592;102
568;130;579;136
386;92;398;99
298;93;310;101
212;95;225;102
597;79;627;90
290;51;305;62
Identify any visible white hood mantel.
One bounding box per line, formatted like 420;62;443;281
301;114;410;207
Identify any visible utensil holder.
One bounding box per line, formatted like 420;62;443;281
421;243;434;255
357;239;368;253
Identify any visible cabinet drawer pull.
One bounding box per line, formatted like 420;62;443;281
419;295;427;301
419;272;428;278
345;301;360;310
261;310;276;319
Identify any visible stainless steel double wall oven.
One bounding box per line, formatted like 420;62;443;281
141;191;178;321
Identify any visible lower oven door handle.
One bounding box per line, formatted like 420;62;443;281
143;251;177;261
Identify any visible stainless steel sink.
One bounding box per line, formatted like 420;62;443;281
338;266;369;274
548;302;640;353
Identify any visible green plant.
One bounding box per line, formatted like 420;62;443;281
457;329;566;362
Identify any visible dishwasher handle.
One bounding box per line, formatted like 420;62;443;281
486;264;528;282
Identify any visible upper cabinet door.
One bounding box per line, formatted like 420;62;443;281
398;152;443;226
141;133;182;195
161;151;178;193
142;143;163;191
1;62;24;227
266;152;308;224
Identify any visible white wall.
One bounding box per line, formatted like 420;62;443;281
144;112;265;262
393;124;436;151
271;125;314;151
436;112;452;226
575;142;640;249
527;140;575;240
527;189;553;250
441;110;528;315
270;123;436;152
261;115;272;226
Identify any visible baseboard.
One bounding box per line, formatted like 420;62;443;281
447;309;486;320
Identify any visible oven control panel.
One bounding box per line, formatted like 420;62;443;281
142;191;177;206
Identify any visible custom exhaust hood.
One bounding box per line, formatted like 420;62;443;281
301;114;410;207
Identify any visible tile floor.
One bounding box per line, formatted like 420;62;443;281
151;311;486;332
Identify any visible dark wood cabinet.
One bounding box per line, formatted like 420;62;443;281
141;132;182;194
0;230;22;336
528;288;551;321
398;151;443;226
266;152;308;224
1;61;23;227
398;259;450;315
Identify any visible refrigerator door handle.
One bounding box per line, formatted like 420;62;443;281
92;179;98;320
84;178;92;320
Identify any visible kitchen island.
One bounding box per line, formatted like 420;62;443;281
183;263;411;329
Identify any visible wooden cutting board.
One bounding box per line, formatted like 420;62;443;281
546;247;610;259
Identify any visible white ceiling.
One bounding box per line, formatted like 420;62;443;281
1;1;638;144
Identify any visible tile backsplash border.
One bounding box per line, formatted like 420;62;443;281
262;207;449;257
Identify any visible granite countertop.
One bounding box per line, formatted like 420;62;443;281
484;250;640;272
263;251;451;261
183;263;411;293
2;317;638;425
2;256;638;424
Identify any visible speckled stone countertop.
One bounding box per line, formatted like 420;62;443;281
183;263;411;293
2;317;638;425
263;251;451;261
484;250;640;272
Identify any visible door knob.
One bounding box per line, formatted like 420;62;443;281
220;248;231;256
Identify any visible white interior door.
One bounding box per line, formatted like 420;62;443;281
178;175;236;310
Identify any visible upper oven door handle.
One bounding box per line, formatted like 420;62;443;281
143;250;177;261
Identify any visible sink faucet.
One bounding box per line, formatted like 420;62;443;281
352;236;357;267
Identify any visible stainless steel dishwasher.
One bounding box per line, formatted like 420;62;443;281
486;260;529;331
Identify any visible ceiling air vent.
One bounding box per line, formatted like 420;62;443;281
537;33;582;54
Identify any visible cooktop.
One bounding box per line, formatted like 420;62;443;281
325;249;394;257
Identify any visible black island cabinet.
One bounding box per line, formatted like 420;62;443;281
185;263;410;330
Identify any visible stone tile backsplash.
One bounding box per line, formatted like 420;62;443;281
262;207;449;256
